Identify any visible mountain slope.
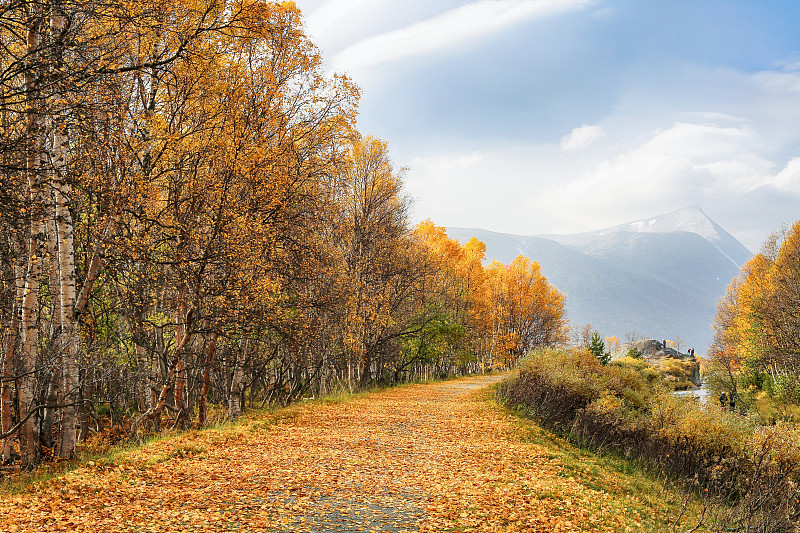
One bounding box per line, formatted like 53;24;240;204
448;207;752;352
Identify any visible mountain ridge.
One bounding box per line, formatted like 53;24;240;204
447;206;752;352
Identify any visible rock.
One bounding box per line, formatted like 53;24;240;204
610;338;702;387
610;339;664;360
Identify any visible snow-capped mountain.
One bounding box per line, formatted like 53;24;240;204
448;207;752;353
563;205;751;267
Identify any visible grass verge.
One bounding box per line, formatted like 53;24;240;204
490;384;711;533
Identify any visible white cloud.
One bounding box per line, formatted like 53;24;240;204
769;158;800;194
536;122;775;218
330;0;594;74
302;0;400;52
561;124;606;150
681;111;746;125
296;0;800;252
750;70;800;94
303;0;368;25
403;118;796;251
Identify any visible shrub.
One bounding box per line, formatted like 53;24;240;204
770;374;800;404
627;347;644;359
500;348;800;532
500;348;604;431
660;358;697;390
611;356;661;384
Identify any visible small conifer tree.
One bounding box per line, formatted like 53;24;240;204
589;331;610;365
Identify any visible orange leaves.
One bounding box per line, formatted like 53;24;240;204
0;375;688;532
415;220;489;323
330;135;419;368
605;336;620;352
485;255;568;365
86;0;362;338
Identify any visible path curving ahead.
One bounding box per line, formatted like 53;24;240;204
1;374;677;532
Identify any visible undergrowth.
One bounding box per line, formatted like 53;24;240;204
498;348;800;533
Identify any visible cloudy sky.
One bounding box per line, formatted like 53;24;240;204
295;0;800;252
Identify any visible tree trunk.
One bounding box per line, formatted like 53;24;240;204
18;7;45;468
41;217;61;453
135;343;150;413
198;331;219;427
77;369;91;443
2;238;25;462
49;0;81;460
227;336;248;420
130;311;192;433
74;214;119;316
173;288;188;423
19;183;45;467
319;345;328;397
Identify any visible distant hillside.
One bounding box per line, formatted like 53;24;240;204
448;206;752;353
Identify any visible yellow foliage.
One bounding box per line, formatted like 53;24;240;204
710;219;800;402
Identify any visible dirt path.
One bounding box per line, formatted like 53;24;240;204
0;374;676;532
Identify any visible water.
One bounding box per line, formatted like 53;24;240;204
673;382;711;404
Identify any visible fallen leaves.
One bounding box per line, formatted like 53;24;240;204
0;375;686;532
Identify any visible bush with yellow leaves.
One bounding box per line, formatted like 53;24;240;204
499;348;800;533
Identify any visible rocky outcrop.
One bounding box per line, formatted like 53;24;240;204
611;339;701;388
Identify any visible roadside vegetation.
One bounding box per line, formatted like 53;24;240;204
506;402;710;533
499;348;800;533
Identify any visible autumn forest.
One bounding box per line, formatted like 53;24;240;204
0;0;569;469
4;0;800;531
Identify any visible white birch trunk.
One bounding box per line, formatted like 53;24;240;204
18;7;45;467
52;140;80;458
50;0;81;459
19;186;45;466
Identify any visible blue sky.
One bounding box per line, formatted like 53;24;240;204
295;0;800;252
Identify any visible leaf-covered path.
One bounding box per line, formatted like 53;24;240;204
1;375;680;532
